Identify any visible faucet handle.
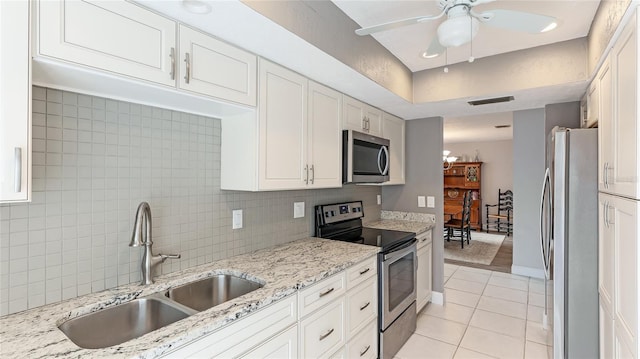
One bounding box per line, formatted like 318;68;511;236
160;254;181;262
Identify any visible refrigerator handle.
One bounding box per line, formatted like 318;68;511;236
539;168;552;280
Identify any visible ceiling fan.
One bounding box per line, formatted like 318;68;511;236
355;0;558;59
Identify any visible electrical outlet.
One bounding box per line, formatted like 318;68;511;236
294;202;305;218
418;196;426;208
377;194;381;205
232;209;243;229
427;196;435;208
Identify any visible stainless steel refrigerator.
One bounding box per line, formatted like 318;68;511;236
540;126;598;359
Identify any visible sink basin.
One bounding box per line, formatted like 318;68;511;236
167;274;263;312
59;297;191;349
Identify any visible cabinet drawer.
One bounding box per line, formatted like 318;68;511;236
329;346;346;359
347;319;377;359
416;230;432;250
347;256;377;289
347;277;377;337
299;298;345;359
163;295;297;358
298;272;346;317
238;325;298;359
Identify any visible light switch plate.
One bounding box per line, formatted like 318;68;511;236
377;194;381;205
418;196;426;208
427;196;435;208
294;202;305;218
232;209;243;229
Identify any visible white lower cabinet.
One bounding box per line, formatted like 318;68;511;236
416;230;433;312
163;255;378;359
299;298;346;358
239;325;298;359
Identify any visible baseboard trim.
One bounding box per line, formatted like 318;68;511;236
511;265;545;279
431;291;445;305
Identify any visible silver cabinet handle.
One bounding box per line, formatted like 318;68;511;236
359;267;370;275
604;201;609;228
603;163;608;188
170;47;176;80
310;165;314;184
184;52;191;84
360;301;370;311
360;345;371;357
304;165;309;185
14;147;22;193
319;287;334;297
319;328;334;341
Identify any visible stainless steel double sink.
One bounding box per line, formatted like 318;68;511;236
58;274;263;349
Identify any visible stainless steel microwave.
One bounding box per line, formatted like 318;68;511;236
343;130;390;183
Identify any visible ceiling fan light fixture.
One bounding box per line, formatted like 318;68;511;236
540;22;558;33
437;15;479;48
182;0;212;14
421;51;440;59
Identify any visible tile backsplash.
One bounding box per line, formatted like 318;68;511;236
0;87;380;316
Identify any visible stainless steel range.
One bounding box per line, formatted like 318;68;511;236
315;201;417;359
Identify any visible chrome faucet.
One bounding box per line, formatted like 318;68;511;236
130;202;180;285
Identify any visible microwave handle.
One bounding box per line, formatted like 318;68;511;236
378;146;389;176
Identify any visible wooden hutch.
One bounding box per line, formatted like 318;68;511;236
444;162;482;230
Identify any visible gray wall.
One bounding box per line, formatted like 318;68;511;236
382;117;444;292
512;109;546;275
512;103;580;277
0;87;381;316
443;140;514;222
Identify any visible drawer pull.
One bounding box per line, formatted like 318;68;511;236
359;268;370;275
319;328;334;341
360;301;371;311
319;287;334;297
360;345;371;356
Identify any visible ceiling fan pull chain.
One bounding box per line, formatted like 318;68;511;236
444;48;449;73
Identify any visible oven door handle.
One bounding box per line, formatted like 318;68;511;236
383;238;417;261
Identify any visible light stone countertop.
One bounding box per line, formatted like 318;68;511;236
364;219;435;235
0;238;378;359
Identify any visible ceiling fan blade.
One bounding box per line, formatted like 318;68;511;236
477;9;557;33
423;36;446;58
468;0;496;6
355;11;445;36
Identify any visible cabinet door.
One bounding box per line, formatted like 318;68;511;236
308;81;342;188
382;113;405;185
178;25;257;106
346;278;377;338
599;194;614;315
0;0;30;202
464;164;481;187
342;95;365;132
364;106;383;136
609;14;639;199
587;80;600;128
600;302;614;359
239;326;298;359
258;59;307;190
611;195;639;355
299;298;346;359
416;240;432;312
599;55;613;192
39;0;176;87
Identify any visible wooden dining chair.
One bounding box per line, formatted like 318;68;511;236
445;190;472;248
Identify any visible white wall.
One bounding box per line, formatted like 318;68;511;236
443;140;513;224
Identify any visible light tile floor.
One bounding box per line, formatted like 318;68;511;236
395;264;553;359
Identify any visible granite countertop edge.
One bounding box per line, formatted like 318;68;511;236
364;219;435;234
0;237;379;359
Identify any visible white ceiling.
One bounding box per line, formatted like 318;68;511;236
332;0;601;72
444;111;513;143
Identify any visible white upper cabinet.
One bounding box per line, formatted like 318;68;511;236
221;59;342;191
307;81;343;188
0;0;31;203
600;11;639;199
258;59;308;190
382;113;405;185
178;25;257;106
343;95;382;136
38;0;177;86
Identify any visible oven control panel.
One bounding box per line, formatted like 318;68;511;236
315;201;364;225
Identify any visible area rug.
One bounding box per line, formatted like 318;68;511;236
444;232;506;265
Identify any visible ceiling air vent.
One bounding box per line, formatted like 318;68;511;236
495;125;511;129
468;96;515;106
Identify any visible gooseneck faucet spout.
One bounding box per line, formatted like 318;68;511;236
130;202;180;285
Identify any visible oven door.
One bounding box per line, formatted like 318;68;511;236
380;240;417;330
